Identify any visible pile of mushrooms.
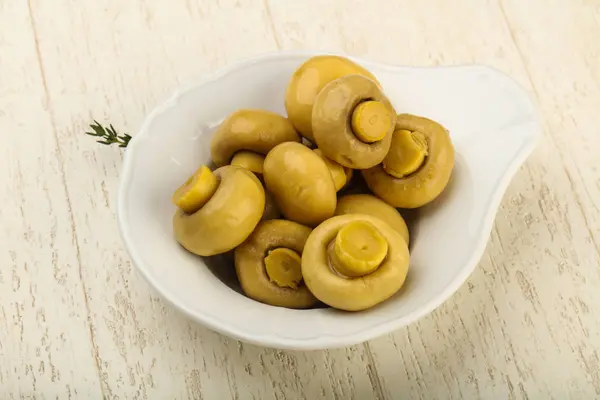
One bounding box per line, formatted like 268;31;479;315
171;55;455;311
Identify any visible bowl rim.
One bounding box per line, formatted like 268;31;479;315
117;50;542;350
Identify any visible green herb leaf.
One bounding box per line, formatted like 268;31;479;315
86;121;131;148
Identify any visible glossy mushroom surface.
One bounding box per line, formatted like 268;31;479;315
173;165;265;256
263;142;337;227
234;219;318;309
335;194;410;245
210;109;300;167
362;113;455;208
284;55;379;142
302;214;410;311
313;149;353;191
312;75;396;169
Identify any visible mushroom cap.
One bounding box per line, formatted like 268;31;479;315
335;194;409;245
284;55;379;142
313;148;353;191
263;142;337;227
173;165;265;256
362;114;455;208
312;75;396;169
262;190;281;221
210;109;300;167
302;214;410;311
234;219;319;309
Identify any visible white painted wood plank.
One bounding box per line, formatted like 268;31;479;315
6;0;599;398
0;1;102;398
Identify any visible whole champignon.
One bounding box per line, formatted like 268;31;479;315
362;113;455;208
285;55;380;142
210;110;292;221
210;109;300;168
313;149;353;191
312;75;397;169
234;219;319;309
172;165;265;256
263;142;337;227
335;194;410;245
302;214;409;311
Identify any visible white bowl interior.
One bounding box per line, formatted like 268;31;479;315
118;52;540;349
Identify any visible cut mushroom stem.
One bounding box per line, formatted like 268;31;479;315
361;113;454;209
171;165;219;214
383;130;428;178
230;151;265;175
329;220;388;277
264;248;303;289
351;101;392;143
234;219;319;309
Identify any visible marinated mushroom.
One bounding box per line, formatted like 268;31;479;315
263;142;337;227
335;194;410;245
234;219;319;309
262;190;281;221
312;75;397;169
302;214;410;311
210;111;290;221
172;165;265;256
285;55;380;142
313;148;353;191
227;150;281;221
230;150;265;175
362;113;455;208
210;109;300;167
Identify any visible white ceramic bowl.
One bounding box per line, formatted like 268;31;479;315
117;51;541;350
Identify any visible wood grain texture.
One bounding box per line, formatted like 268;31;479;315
0;1;101;398
2;0;599;398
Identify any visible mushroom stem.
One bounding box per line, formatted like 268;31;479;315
171;165;219;214
383;130;429;178
351;101;392;143
231;151;265;175
264;248;303;289
328;221;388;278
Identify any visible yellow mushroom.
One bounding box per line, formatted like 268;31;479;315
263;142;337;227
210;111;290;221
335;194;410;245
172;165;265;256
262;190;281;221
230;151;265;175
210;109;300;167
234;219;319;309
313;148;353;191
285;55;380;142
311;75;397;169
171;165;219;214
302;214;410;311
362;114;455;208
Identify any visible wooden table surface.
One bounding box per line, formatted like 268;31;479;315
2;0;600;398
